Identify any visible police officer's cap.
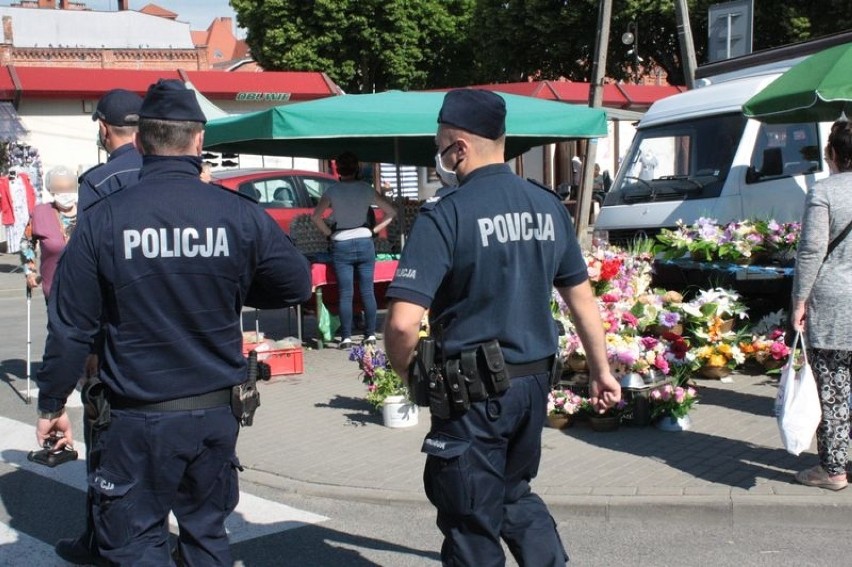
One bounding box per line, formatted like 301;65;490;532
438;89;506;140
92;89;143;126
139;79;207;124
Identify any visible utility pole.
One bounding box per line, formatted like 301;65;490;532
575;0;612;247
675;0;698;89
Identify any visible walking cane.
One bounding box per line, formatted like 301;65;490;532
25;285;31;404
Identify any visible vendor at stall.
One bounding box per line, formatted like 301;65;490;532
311;151;397;348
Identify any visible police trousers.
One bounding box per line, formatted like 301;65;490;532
421;372;568;567
88;405;240;566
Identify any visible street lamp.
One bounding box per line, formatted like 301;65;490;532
621;22;643;63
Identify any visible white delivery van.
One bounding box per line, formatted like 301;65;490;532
595;70;832;245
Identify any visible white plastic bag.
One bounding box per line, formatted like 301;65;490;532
775;332;821;456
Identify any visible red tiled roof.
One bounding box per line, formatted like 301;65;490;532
191;30;208;47
139;3;178;19
0;66;342;101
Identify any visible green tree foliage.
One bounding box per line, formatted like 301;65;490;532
230;0;473;93
232;0;852;90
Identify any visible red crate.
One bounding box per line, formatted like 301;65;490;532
243;342;304;376
264;346;304;376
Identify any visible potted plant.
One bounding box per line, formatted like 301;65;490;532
547;388;583;429
756;219;800;265
741;329;791;372
650;384;699;431
693;341;744;379
349;344;418;428
586;399;628;432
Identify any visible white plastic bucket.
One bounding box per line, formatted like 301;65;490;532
382;395;419;428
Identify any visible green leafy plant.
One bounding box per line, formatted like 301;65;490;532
349;344;409;411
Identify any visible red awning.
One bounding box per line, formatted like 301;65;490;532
183;70;342;102
466;80;684;110
0;66;342;102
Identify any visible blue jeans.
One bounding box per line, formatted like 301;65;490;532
331;237;377;339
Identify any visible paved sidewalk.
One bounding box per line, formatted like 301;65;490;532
1;256;850;529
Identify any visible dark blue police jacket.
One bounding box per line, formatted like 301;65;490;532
77;143;143;213
386;163;588;364
37;156;312;412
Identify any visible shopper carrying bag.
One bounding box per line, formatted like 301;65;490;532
790;118;852;491
776;332;820;457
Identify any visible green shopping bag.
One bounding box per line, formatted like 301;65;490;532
316;300;340;343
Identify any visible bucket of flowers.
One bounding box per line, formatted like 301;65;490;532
349;344;417;427
547;388;583;429
650;384;699;431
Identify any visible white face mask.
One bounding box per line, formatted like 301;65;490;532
53;193;78;209
434;141;460;187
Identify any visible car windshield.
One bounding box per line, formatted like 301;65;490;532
605;113;747;206
239;177;298;209
302;176;337;206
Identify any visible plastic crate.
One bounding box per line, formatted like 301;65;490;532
264;346;304;376
243;341;304;376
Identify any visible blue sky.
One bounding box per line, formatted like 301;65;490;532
0;0;240;31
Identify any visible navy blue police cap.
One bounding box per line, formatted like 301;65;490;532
139;79;207;123
92;89;143;126
438;89;506;140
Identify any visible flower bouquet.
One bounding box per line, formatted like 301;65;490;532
650;384;698;431
693;341;744;379
606;333;671;380
349;345;409;411
650;384;699;419
656;217;767;263
756;220;800;264
682;287;748;336
741;329;791;372
547;388;584;429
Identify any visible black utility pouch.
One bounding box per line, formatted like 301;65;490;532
445;359;470;413
461;350;488;402
480;340;510;396
428;370;452;420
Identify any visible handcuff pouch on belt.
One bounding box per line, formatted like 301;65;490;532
232;350;265;427
411;338;513;418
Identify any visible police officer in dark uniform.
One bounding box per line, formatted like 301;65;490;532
54;87;144;567
78;88;144;215
384;89;621;567
35;79;312;566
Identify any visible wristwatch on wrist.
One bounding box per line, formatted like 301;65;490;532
37;408;65;420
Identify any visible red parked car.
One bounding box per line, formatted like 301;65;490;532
211;168;338;234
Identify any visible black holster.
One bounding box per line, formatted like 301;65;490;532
232;351;261;427
410;336;452;419
82;376;111;431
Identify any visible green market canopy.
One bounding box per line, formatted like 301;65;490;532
203;90;608;166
